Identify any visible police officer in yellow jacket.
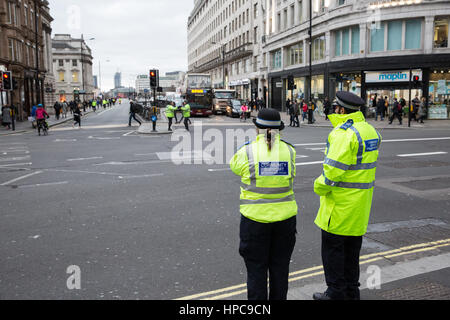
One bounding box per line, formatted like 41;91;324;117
165;102;177;131
230;108;298;300
313;91;382;300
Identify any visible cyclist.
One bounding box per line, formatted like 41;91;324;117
240;102;249;121
36;104;49;133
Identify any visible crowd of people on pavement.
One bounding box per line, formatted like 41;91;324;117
286;98;319;127
371;94;427;124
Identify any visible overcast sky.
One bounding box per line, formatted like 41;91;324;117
49;0;193;91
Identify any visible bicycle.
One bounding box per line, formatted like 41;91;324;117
37;118;49;136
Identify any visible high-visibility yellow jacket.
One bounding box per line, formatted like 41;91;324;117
181;104;191;118
165;105;176;118
230;134;298;223
314;111;382;236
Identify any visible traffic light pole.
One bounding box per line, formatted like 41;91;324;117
408;69;412;128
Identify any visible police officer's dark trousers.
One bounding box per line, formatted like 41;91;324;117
321;230;362;300
239;215;296;300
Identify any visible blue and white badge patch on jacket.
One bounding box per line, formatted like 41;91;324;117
259;162;289;176
365;139;380;152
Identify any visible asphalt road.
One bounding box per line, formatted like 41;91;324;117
0;100;449;300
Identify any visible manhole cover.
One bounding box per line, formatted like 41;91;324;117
380;282;450;300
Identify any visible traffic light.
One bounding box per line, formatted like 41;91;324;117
150;69;159;88
2;71;12;90
413;75;420;85
287;75;294;90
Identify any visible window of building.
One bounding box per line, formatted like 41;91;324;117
342;28;350;55
351;26;360;54
72;59;78;67
312;35;325;61
405;19;422;49
271;49;282;69
370;23;385;52
387;20;403;51
286;42;303;66
58;59;64;67
59;71;65;82
72;72;79;83
434;17;449;48
8;39;14;61
337;0;346;5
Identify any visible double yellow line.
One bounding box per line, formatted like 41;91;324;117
175;238;450;300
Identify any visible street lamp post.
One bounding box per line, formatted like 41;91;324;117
81;35;95;101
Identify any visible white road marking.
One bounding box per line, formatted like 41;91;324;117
383;137;450;143
296;155;309;159
305;147;326;151
18;181;69;188
1;150;30;155
88;136;120;140
0;156;31;162
54;139;77;142
397;151;448;157
67;156;104;162
117;173;164;179
294;142;326;147
0;162;32;168
296;161;324;166
122;131;135;136
1;171;43;186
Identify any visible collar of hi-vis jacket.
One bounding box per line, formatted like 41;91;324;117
328;111;365;129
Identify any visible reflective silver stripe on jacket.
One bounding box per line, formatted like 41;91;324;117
242;142;294;194
240;194;295;205
324;158;377;171
349;126;364;164
323;174;375;189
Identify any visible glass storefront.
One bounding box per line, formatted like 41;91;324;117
335;72;362;96
429;70;450;119
285;77;306;101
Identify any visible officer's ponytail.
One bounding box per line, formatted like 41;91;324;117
257;128;278;151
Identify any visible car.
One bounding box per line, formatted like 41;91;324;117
226;99;251;118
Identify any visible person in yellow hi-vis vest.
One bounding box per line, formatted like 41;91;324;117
313;91;382;301
180;102;191;131
230;108;298;300
165;101;177;131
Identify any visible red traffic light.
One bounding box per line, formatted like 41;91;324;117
413;76;419;81
150;71;156;77
3;73;8;79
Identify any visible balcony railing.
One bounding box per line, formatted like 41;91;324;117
193;43;254;73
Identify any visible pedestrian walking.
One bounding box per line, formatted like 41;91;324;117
301;100;308;123
417;97;427;124
180;102;191;131
375;97;385;121
313;91;381;300
230;108;298;301
73;105;82;128
323;97;331;120
412;96;420;122
389;98;403;125
293;100;300;127
129;100;142;127
1;104;12;130
62;101;68;119
288;101;295;127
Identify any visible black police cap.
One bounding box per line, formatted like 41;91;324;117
334;91;365;110
253;108;285;130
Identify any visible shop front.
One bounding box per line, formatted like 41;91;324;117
229;79;251;101
429;69;450;119
363;69;424;118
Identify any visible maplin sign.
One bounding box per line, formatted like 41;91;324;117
365;70;422;83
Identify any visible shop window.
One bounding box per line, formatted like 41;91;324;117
370;23;385;52
405;19;422;49
387;20;402;51
434;17;449;48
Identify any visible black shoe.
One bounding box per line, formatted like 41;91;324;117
313;292;332;300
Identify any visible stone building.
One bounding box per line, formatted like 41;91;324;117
52;34;94;103
0;0;54;120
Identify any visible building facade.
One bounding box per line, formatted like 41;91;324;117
52;34;94;103
0;0;54;120
114;71;121;89
187;0;267;102
263;0;450;119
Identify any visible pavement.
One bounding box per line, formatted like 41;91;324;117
1;100;449;300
